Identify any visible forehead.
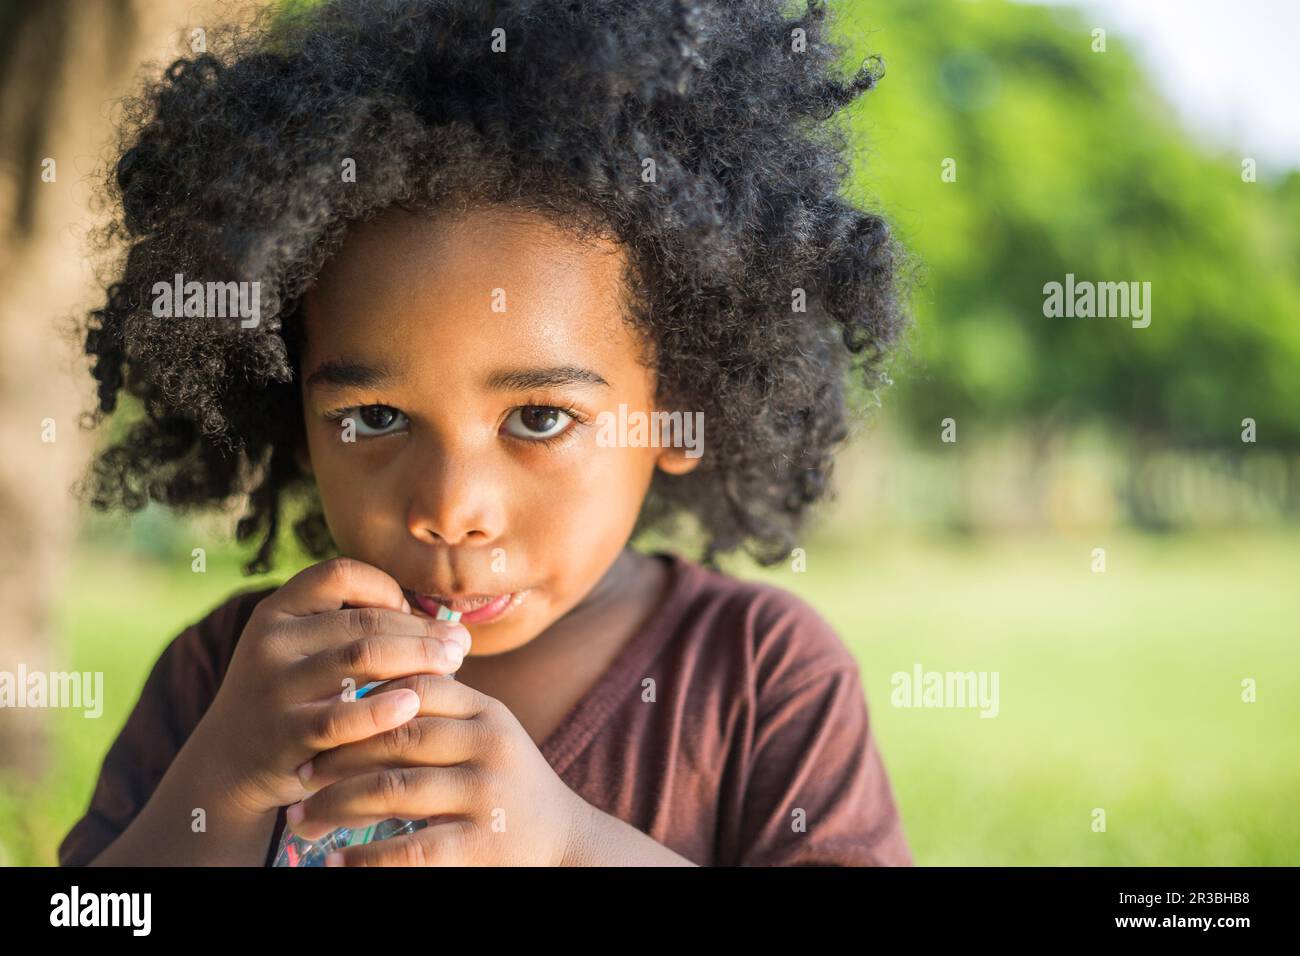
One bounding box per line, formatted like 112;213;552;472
301;204;640;369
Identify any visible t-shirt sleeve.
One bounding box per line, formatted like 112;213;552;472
732;602;912;866
56;588;266;866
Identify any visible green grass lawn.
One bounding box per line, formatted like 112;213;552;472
3;529;1296;866
740;530;1300;865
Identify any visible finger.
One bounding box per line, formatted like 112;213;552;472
367;671;487;718
280;605;471;657
296;676;486;788
303;714;485;791
286;633;468;704
325;819;474;867
272;556;411;618
292;687;422;754
286;766;473;842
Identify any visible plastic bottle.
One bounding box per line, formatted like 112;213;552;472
274;605;463;867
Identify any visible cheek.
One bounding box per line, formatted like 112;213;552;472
511;441;656;543
304;433;404;550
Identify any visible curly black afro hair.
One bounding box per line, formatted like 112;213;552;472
78;0;909;575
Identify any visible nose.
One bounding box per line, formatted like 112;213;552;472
404;445;505;547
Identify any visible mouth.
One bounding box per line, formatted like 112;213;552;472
404;587;530;625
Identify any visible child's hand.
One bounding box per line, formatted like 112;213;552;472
281;672;591;866
193;557;471;819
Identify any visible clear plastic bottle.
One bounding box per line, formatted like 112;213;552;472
272;669;454;867
273;811;429;867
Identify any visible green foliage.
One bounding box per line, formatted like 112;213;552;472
835;0;1300;446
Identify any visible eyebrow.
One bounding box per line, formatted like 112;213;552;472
304;359;394;391
484;365;610;391
305;360;610;392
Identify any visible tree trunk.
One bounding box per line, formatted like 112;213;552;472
0;0;231;785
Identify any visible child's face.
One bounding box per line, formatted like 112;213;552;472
297;205;697;655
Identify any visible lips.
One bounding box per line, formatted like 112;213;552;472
404;587;529;625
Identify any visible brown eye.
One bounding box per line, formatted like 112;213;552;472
353;405;406;435
504;405;572;440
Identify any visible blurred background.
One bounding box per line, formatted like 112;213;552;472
1;0;1296;866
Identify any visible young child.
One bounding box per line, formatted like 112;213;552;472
61;0;912;866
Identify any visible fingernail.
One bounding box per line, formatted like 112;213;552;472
447;623;471;654
325;852;345;867
401;598;412;614
286;802;305;826
387;689;420;717
296;759;315;789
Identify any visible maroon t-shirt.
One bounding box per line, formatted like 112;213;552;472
59;550;912;866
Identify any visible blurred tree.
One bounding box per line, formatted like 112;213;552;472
0;0;237;780
836;0;1300;450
